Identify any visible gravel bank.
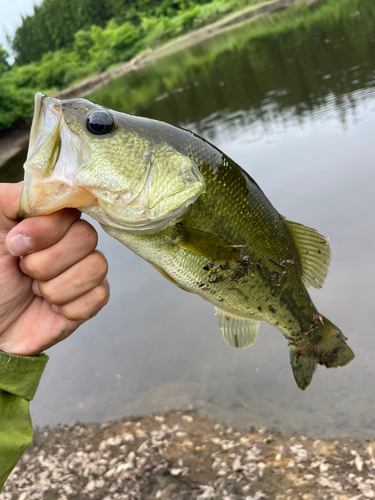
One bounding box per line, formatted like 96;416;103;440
1;410;375;500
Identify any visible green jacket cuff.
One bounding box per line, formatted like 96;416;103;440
0;351;49;401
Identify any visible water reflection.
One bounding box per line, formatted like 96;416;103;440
2;0;375;437
90;0;375;140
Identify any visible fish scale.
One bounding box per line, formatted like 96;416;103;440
106;189;304;331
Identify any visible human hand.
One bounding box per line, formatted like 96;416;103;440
0;182;109;356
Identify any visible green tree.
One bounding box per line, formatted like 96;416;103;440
0;44;10;74
0;77;35;129
73;29;93;61
88;21;140;67
11;0;112;65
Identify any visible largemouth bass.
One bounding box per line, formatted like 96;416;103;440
19;93;354;389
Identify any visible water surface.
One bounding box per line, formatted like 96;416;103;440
2;0;375;438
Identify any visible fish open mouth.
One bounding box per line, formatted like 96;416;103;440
19;93;95;217
19;93;206;234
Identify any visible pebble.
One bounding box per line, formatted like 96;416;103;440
1;410;374;500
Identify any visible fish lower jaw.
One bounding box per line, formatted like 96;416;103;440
19;180;98;217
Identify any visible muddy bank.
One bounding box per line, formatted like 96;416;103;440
0;0;321;170
1;410;374;499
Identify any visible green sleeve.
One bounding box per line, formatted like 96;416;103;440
0;350;48;491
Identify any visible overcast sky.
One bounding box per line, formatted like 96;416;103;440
0;0;42;60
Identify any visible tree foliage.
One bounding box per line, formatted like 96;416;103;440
0;0;277;130
11;0;111;65
0;45;10;75
11;0;218;65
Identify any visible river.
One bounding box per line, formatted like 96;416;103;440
2;0;375;438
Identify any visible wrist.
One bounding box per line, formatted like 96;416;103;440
0;348;41;357
0;339;42;357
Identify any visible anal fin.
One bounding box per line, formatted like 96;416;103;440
214;307;260;349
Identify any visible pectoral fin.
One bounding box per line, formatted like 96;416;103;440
214;307;260;348
176;225;240;262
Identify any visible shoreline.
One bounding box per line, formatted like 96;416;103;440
0;0;320;170
2;409;374;499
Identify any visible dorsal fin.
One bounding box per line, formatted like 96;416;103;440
284;219;331;289
214;307;260;349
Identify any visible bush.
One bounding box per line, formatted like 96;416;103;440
141;16;172;45
73;30;93;61
87;21;140;68
3;63;40;89
0;80;35;129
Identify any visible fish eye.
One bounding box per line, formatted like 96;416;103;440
86;111;114;135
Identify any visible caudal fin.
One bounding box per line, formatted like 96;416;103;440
290;316;354;390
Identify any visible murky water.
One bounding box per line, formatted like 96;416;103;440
2;0;375;438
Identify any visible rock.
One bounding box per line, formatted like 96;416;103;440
122;432;135;443
2;410;375;500
197;485;215;499
232;456;242;471
358;483;375;498
176;431;187;438
245;491;266;500
170;468;182;476
182;415;194;423
319;462;330;473
312;440;330;455
304;474;315;481
318;476;343;491
257;462;266;478
367;444;375;465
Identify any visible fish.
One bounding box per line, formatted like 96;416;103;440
19;93;354;389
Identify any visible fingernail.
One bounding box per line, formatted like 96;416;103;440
8;234;31;256
32;281;42;297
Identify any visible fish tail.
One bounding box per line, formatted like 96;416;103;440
290;316;354;390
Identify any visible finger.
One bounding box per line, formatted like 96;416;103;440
34;250;108;305
0;182;23;222
52;278;110;322
5;208;81;257
20;219;98;281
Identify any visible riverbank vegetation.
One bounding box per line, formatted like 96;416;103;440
89;0;372;129
0;0;267;131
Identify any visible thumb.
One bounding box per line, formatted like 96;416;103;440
0;182;24;222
